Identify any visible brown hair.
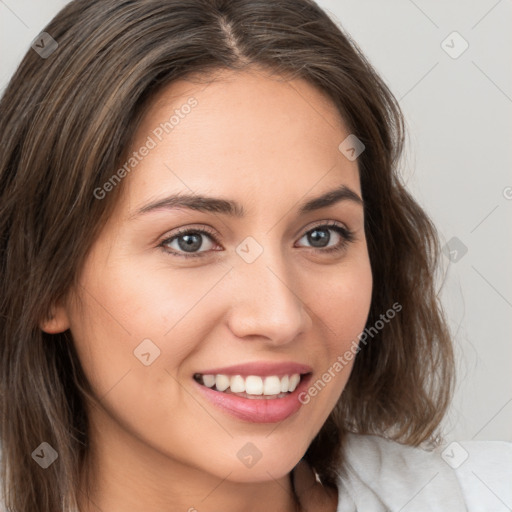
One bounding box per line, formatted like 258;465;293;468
0;0;454;510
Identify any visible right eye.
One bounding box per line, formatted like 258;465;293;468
159;227;221;258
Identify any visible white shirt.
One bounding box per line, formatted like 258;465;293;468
336;433;512;511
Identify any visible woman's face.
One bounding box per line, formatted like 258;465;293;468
46;67;372;501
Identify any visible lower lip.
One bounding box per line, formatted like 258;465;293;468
194;374;312;423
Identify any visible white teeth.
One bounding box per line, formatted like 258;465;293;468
199;373;304;395
245;376;263;395
280;375;289;393
203;374;216;388
263;376;282;395
215;374;230;392
230;375;245;393
289;373;300;392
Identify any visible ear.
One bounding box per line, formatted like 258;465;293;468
39;303;70;334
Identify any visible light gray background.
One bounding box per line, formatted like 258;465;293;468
1;0;511;442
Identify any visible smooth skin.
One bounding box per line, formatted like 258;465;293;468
41;66;373;512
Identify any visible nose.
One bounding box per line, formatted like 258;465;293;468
224;245;310;346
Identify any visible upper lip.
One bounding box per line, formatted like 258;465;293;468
195;361;313;377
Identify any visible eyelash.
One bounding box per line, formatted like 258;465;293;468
158;221;355;259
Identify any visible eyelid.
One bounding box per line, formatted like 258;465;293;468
301;219;352;238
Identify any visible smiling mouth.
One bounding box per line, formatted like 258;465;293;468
193;372;310;399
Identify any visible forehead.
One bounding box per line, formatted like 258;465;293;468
119;67;360;215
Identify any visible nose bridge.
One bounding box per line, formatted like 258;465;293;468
226;238;308;343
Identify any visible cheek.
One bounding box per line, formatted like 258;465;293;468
311;253;373;349
65;262;221;463
299;255;372;410
67;258;231;394
111;256;231;326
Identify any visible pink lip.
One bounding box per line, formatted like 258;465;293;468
193;371;313;424
195;361;313;377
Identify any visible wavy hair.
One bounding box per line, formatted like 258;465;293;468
0;0;454;510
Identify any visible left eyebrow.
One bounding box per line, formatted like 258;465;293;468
298;184;363;214
130;184;363;220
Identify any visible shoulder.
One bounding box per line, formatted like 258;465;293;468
450;438;512;511
335;433;512;512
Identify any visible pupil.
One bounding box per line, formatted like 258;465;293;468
309;228;329;247
178;233;202;252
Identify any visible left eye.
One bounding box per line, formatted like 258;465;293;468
296;223;354;253
160;222;354;258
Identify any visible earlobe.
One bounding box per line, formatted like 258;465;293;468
39;305;70;334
